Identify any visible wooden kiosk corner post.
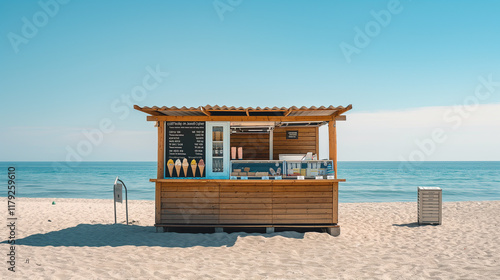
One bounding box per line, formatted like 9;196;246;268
134;104;352;236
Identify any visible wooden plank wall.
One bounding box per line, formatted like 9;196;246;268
160;183;220;224
273;182;333;224
220;183;273;224
229;127;320;160
230;133;269;160
273;127;318;160
157;181;338;225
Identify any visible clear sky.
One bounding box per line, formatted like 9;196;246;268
1;0;499;161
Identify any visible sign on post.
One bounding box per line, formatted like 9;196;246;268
114;183;123;203
113;177;128;225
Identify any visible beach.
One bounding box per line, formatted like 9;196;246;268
2;198;499;279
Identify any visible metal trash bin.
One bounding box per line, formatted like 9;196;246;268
418;187;442;225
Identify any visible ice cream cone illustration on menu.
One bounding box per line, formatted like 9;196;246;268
167;159;174;177
174;159;182;177
182;158;189;177
198;159;205;177
190;159;197;177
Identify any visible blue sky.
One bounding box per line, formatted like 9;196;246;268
1;0;499;161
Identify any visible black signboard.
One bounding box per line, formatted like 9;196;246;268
165;122;205;178
286;130;299;139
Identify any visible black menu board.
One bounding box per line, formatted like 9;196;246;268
165;122;205;178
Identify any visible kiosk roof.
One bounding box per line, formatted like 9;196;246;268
134;104;352;117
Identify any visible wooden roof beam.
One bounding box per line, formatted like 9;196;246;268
133;105;166;116
146;115;335;122
331;104;353;117
200;107;211;116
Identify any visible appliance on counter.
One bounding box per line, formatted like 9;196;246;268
279;153;317;161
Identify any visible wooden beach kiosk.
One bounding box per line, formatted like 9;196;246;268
135;104;352;235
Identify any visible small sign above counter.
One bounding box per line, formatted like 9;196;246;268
286;130;298;139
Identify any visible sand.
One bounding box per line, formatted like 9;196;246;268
1;198;499;279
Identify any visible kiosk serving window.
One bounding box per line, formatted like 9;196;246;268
162;120;335;180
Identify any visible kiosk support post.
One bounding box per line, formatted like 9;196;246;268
114;176;129;225
328;120;337;179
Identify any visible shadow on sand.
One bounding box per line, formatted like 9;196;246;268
392;222;439;227
2;224;306;248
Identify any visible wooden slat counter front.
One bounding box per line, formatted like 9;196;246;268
151;179;345;229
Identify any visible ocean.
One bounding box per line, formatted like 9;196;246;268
1;161;499;203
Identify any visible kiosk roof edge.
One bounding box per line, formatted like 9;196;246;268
134;104;353;119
